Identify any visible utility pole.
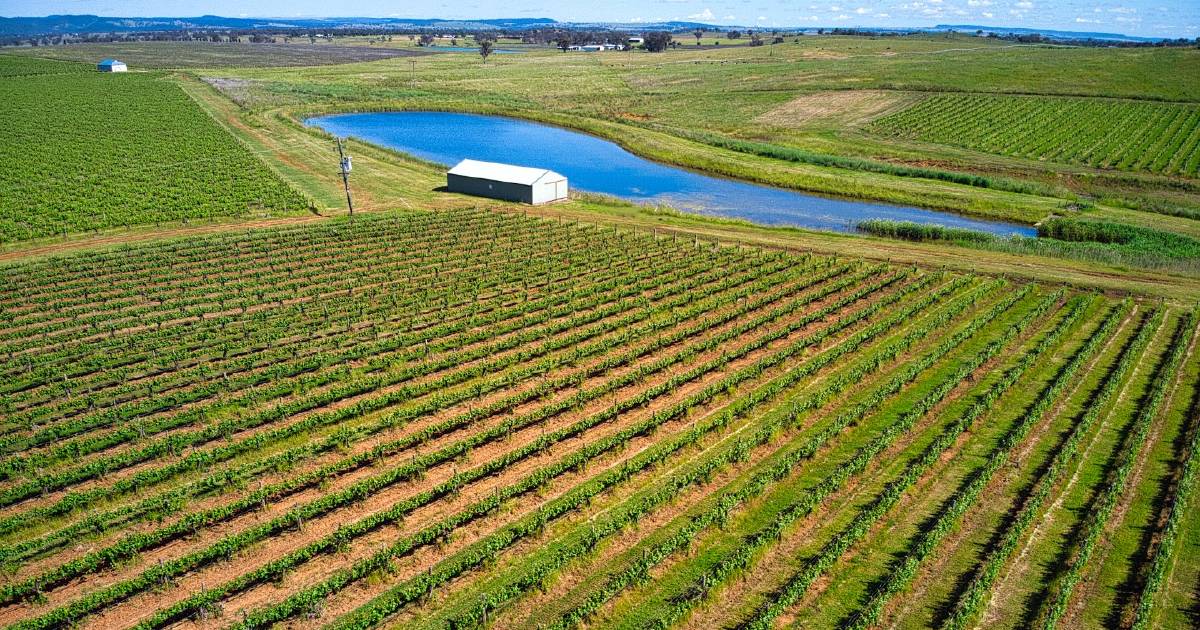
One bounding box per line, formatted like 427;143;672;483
337;138;354;217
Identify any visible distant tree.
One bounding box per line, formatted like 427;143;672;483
772;36;785;44
556;36;572;52
478;37;495;62
749;32;764;46
727;30;742;39
606;30;630;47
418;34;435;47
694;29;703;45
644;31;672;52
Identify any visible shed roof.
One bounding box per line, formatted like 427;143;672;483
98;59;125;65
448;159;565;186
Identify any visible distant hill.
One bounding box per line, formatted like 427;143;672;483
933;24;1163;42
0;15;556;37
0;14;1168;41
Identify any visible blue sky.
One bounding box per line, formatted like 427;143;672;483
3;1;1196;37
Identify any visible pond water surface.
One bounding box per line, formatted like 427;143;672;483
307;111;1035;237
425;46;522;53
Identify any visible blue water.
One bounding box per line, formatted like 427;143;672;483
424;46;521;54
307;111;1035;237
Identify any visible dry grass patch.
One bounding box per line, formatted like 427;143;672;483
756;89;923;129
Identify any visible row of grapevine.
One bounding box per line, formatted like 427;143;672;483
515;277;1003;630
840;296;1107;629
224;272;925;629
1036;310;1193;629
942;303;1157;629
870;93;1200;177
0;209;1188;629
0;65;310;241
2;258;851;605
1129;313;1200;629
13;254;901;626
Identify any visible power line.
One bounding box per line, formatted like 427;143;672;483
336;138;354;217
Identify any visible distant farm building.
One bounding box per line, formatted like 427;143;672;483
97;59;127;72
569;44;620;52
447;159;568;205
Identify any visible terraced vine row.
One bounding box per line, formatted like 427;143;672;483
870;93;1200;177
0;208;1193;630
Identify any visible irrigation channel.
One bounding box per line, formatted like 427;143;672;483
307;111;1037;236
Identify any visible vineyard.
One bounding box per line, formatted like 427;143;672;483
0;207;1192;629
869;93;1200;178
0;56;309;243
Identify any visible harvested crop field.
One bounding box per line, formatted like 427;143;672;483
756;89;922;129
0;208;1195;629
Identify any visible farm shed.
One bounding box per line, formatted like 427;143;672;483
446;159;568;205
97;59;127;72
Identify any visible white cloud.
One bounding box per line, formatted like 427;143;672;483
688;8;715;20
1015;1;1033;8
1075;17;1100;23
982;11;994;17
966;0;992;5
876;13;890;18
855;7;869;14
